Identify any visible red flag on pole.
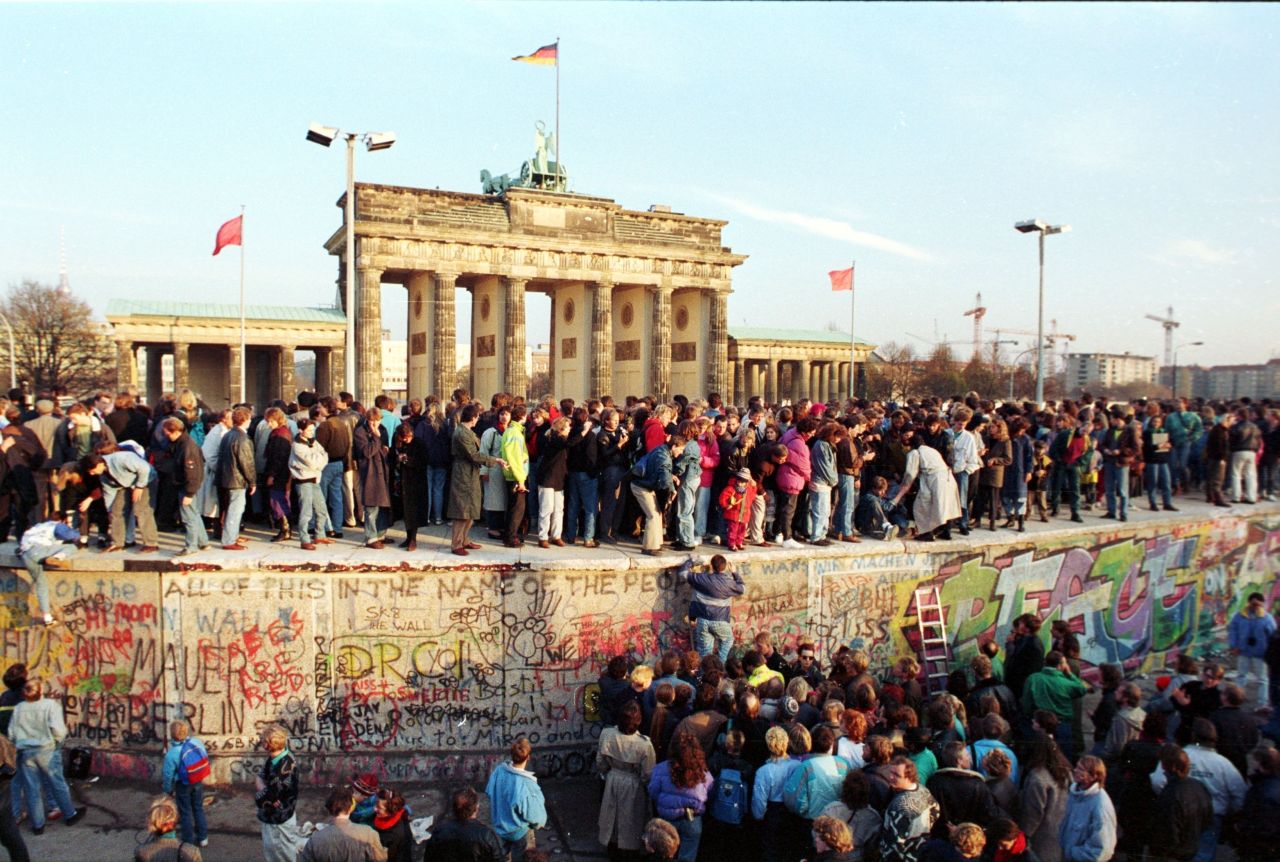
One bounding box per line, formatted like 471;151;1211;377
212;215;243;256
828;265;854;292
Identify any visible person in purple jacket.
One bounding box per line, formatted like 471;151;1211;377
773;416;818;548
678;554;744;664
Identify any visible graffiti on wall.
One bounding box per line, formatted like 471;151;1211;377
0;513;1274;783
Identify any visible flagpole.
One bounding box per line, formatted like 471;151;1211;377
555;36;561;189
239;204;246;405
849;260;856;400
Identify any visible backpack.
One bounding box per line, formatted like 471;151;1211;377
178;738;210;784
710;767;747;826
629;448;653;482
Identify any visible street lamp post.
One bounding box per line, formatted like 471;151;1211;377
0;311;15;390
1009;346;1037;401
1014;219;1071;405
1172;340;1204;398
307;123;396;401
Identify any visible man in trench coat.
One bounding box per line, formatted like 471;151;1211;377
448;403;505;556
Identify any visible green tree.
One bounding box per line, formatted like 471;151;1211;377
1;280;114;397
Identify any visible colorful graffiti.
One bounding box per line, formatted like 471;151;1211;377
0;512;1275;784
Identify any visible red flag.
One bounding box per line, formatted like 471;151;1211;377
828;266;854;292
212;215;242;256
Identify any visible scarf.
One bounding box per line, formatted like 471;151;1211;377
374;808;404;831
994;831;1027;862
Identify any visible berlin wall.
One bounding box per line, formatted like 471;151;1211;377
2;511;1276;787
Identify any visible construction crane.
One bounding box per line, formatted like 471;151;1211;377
1144;306;1180;368
990;323;1077;376
962;292;987;359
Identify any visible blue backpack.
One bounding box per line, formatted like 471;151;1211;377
178;739;210;784
710;768;747;826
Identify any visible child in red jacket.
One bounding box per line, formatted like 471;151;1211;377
718;468;757;551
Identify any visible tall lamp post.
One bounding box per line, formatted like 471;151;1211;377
307;123;396;400
1172;340;1204;398
1014;219;1070;404
0;311;15;390
1008;346;1037;401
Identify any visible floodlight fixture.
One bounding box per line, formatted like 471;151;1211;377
307;123;339;147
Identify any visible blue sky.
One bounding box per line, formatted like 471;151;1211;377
3;2;1277;367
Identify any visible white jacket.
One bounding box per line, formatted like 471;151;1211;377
1150;744;1246;816
289;437;328;482
950;429;983;475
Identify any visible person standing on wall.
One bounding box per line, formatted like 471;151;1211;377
484;738;547;862
215;406;255;550
448;403;505;557
161;418;208;557
678;553;745;665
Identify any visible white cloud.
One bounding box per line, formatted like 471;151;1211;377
1164;239;1238;265
702;193;933;262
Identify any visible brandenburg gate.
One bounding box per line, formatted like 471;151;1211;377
325;184;747;403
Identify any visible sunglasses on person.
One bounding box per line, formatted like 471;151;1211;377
799;653;816;661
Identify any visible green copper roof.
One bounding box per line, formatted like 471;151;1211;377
730;326;874;347
105;299;346;324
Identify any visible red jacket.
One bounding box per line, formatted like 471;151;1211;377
718;482;757;524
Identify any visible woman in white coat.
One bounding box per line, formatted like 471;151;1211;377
892;429;961;541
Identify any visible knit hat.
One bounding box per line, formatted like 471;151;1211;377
352;773;379;796
734;468;751;480
781;697;800;718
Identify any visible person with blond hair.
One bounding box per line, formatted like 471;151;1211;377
160;720;208;848
7;676;83;834
640;818;680;861
1058;756;1115;862
254;724;304;862
135;796;202;862
806;815;855;862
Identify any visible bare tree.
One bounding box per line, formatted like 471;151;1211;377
866;341;918;401
2;280;114;397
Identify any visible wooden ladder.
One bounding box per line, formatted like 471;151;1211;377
914;586;951;695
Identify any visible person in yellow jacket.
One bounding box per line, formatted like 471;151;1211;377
501;405;531;547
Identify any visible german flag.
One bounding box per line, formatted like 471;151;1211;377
512;43;557;66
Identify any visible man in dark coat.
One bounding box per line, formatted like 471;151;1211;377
1004;613;1045;699
161;417;208;556
1209;683;1258;777
1149;745;1213;862
424;786;504;862
353;407;391;549
924;742;1000;838
216;406;255;549
447;403;503;557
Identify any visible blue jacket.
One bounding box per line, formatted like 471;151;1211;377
647;759;713;819
484;760;547;842
1229;610;1276;658
970;738;1019;784
679;559;744;623
632;445;675;491
1059;782;1116;862
161;736;204;794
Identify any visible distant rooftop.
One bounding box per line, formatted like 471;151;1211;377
730;326;874;347
106;299;346;324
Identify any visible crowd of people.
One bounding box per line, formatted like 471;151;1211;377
572;588;1280;862
4;383;1276;627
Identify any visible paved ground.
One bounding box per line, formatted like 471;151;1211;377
4;492;1272;576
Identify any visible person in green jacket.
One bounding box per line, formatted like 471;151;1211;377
1021;650;1089;761
500;404;531;547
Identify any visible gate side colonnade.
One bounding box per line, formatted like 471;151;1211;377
106;300;347;409
324;185;747;403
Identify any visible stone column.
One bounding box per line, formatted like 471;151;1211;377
433;271;457;398
356;266;383;403
315;348;332;396
591;279;613;397
650;285;673;401
278;345;296;400
767;358;778;405
145;347;165;406
548;293;557;394
116;341;137;392
330;345;346;394
707;290;729;398
504;277;528;397
228;343;244;405
796;359;811;402
171;341;190;394
732;361;744;407
822;363;832;403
